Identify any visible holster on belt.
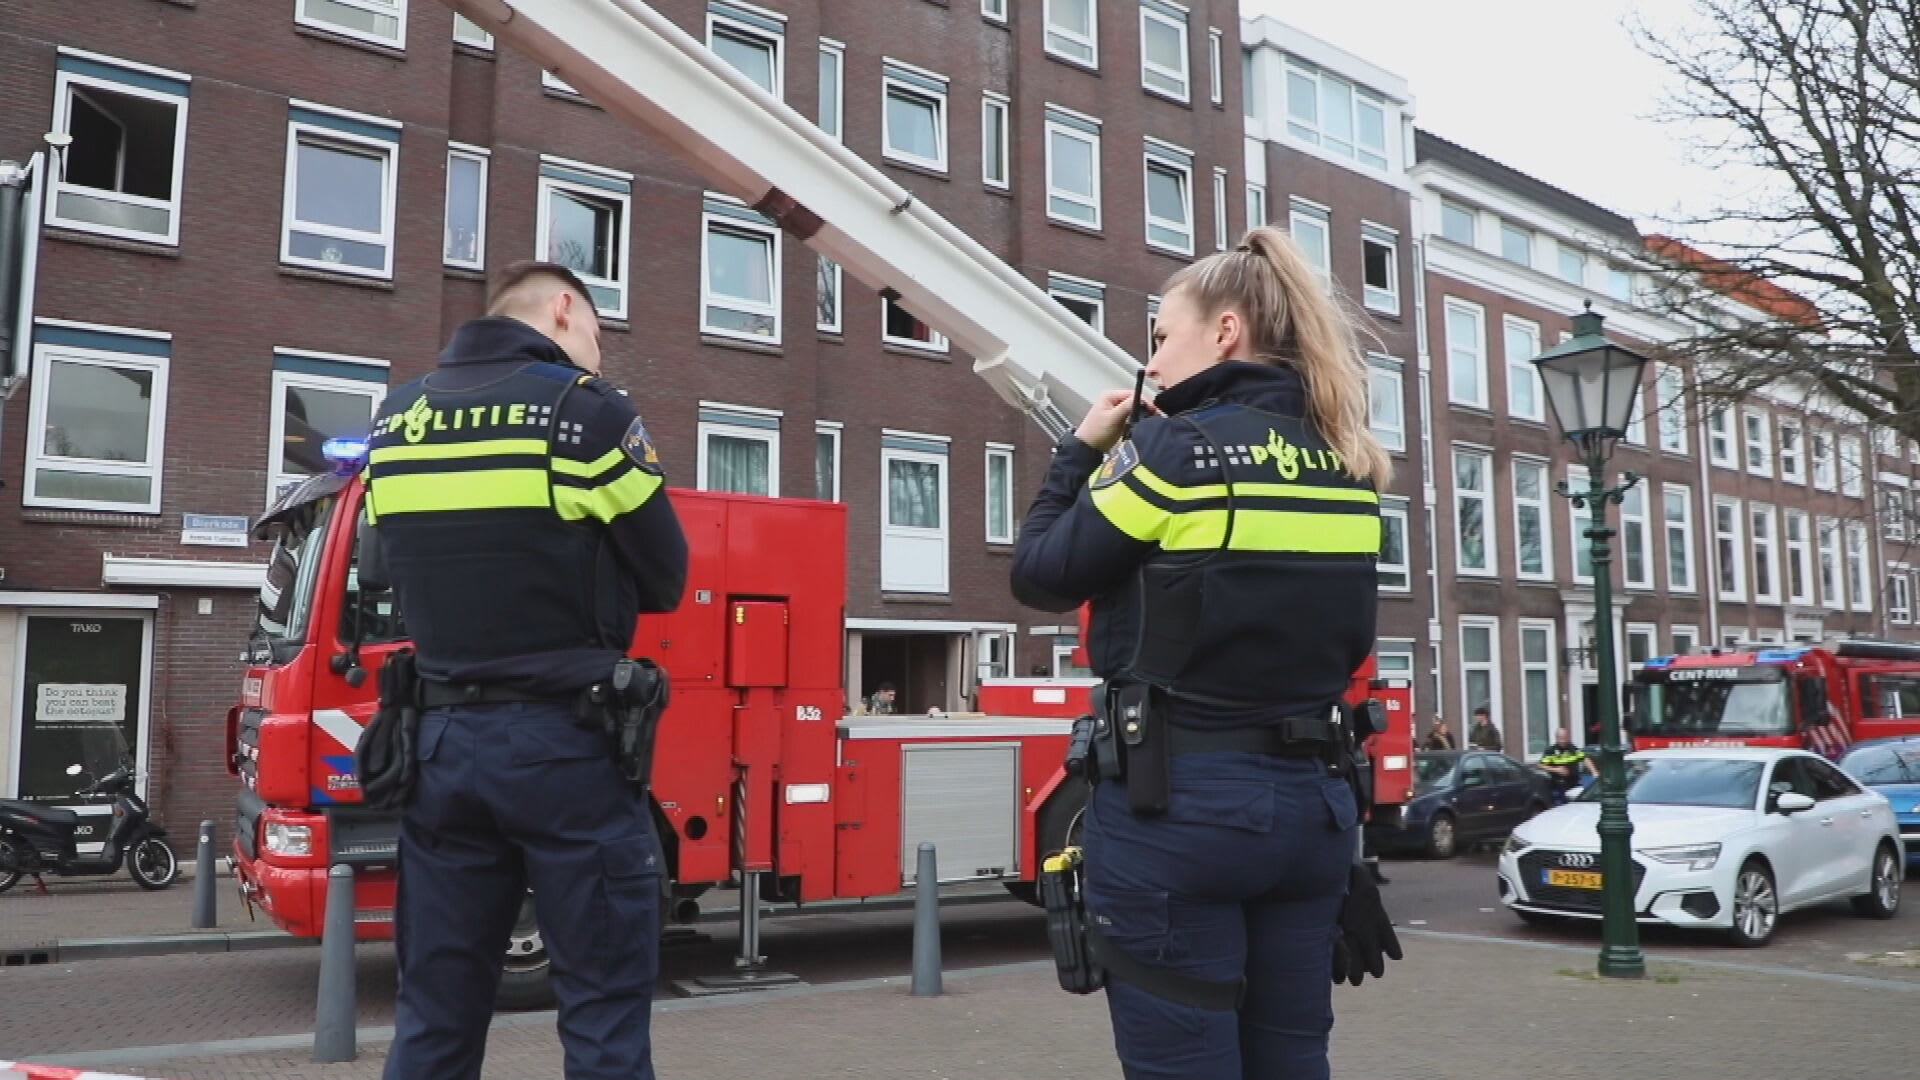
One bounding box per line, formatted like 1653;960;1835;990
582;658;671;793
353;649;423;811
1039;846;1104;995
1113;682;1170;816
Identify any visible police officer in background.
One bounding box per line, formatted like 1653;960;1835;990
1013;226;1400;1080
365;261;688;1080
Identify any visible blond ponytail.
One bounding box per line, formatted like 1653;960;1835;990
1162;225;1392;487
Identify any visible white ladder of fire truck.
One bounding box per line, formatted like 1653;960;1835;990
440;0;1145;988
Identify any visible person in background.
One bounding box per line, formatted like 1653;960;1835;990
1468;706;1503;752
1422;718;1457;751
866;682;897;715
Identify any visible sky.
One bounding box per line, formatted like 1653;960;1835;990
1240;0;1737;238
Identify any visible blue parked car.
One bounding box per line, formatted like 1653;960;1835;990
1368;750;1559;859
1839;736;1920;870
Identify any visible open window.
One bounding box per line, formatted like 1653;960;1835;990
48;50;191;245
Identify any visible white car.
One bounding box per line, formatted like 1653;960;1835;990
1497;747;1905;946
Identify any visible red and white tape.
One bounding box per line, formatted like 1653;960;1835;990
0;1064;166;1080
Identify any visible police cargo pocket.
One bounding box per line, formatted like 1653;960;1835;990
416;714;448;763
596;835;663;991
1087;885;1174;966
1320;779;1358;833
1164;780;1276;834
508;721;608;767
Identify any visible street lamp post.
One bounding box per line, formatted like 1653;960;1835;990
1532;303;1649;980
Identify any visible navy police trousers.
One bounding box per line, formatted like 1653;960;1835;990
1082;752;1358;1080
384;702;662;1080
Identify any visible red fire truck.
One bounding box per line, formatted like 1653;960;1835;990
224;0;1412;1006
1626;640;1920;760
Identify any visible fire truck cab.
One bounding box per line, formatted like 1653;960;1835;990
1626;639;1920;759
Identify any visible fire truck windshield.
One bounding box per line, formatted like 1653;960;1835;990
1627;675;1791;738
254;494;335;663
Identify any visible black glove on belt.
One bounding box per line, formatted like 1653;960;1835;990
1332;861;1403;987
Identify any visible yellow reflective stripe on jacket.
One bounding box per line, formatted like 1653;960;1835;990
1090;473;1171;543
367;469;550;514
1128;464;1378;505
554;467;664;523
551;447;626;479
368;438;548;464
1161;508;1381;553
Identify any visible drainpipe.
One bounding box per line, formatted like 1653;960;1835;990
1410;233;1443;721
0;152;45;455
1696;388;1720;647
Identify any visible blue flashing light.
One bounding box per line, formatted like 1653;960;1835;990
1756;647;1810;664
1642;655;1675;670
321;437;370;474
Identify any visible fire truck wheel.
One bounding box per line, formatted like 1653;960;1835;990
1851;843;1902;920
1006;775;1091;908
495;890;556;1011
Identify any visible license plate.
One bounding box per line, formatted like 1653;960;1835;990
1546;868;1602;889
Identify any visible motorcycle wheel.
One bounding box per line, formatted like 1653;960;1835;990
129;837;179;890
0;835;22;895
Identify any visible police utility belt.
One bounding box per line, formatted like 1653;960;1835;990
354;652;671;810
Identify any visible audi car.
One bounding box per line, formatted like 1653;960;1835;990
1497;748;1904;947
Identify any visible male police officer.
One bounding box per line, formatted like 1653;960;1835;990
366;261;688;1080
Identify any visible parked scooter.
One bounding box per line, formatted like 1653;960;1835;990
0;757;178;894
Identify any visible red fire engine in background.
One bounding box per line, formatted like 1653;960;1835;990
1626;639;1920;759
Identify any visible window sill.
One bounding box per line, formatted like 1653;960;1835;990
882;591;953;605
48;228;180;259
883;342;951;362
1142;86;1194;110
701;333;782;357
293;22;407;60
882;157;953;184
985;183;1013;198
1146;241;1196;261
1047;217;1105;241
1044;50;1101;77
453;42;496;61
986;542;1016;554
444;267;487;282
1363;303;1403;321
817;330;845;344
280;265;396;291
544;87;598;108
22;508;159;527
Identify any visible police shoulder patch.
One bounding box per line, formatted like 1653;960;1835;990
1090;439;1140;490
622;416;664;475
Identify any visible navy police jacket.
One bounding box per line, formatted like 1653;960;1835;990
365;317;688;696
1010;361;1381;730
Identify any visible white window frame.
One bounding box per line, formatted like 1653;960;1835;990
982;0;1009;24
816;254;842;334
881;62;950;174
697;410;782;497
1779;416;1804;483
1502;315;1543;423
534;161;633;320
1623;381;1646;446
1714;496;1746;601
1379;496;1411;593
24;336;169;514
1452;445;1496;577
1663;483;1695;594
1142;145;1194;256
1671;625;1700;655
1883;480;1910;542
1511;456;1552;582
818;39;845;142
1367;356;1405;453
882;294;950;353
982;91;1011;190
1818;516;1844;610
1743;408;1772;477
1439;199;1476;246
814;421;842;502
1288;197;1331;281
452;13;493;49
267;363;386;505
699;208;783;344
1890;565;1913;625
985;444;1016;545
1555;241;1585;286
1246;183;1267;228
1846;521;1872;612
1282;59;1389;170
1750;502;1781;604
1458;616;1502;730
47;55;193;247
1811;428;1836;490
1840;435;1864;497
1621;480;1653;590
1044;110;1102;229
1043;0;1099;68
542;70;583;96
280;108;400;281
1784;508;1813;606
296;0;408;50
881;435;952;595
1139;3;1191;103
1499;220;1532;266
442;142;489;271
1208;27;1224;105
1361;223;1399;316
707;6;785;97
1625;622;1659;672
1445;298;1488;409
1569;464;1597;585
1048;274;1106;334
1146;294;1160;360
1706;408;1734;468
1656;363;1688;455
1518;619;1559;760
1212;166;1229;252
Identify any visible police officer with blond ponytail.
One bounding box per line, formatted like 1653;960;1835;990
1014;226;1401;1080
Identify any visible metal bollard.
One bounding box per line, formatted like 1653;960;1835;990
191;821;217;929
910;842;941;997
313;864;357;1063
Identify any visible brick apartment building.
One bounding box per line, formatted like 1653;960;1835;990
0;0;1246;834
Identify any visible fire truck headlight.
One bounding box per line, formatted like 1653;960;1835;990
265;823;314;857
1644;842;1721;871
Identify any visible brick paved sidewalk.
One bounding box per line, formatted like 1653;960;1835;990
1;873;265;956
33;933;1917;1080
